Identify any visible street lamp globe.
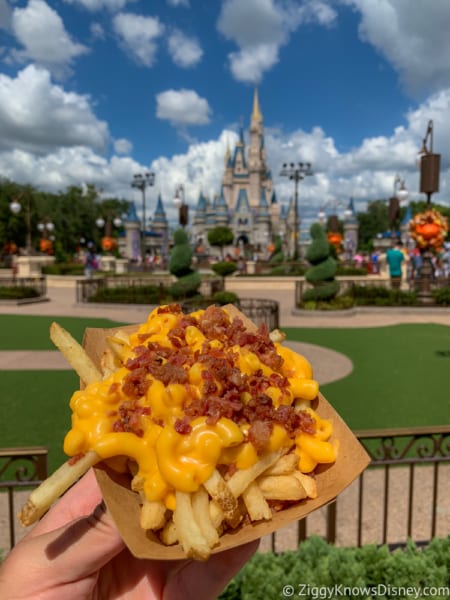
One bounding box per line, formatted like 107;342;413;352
9;200;21;214
96;217;106;229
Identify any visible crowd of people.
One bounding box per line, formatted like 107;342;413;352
351;241;450;289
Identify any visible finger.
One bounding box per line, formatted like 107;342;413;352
6;502;125;594
28;469;102;537
165;540;259;600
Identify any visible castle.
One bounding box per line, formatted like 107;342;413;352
190;88;291;258
122;89;358;261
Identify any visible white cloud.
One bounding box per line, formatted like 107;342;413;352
217;0;337;83
156;89;211;126
113;12;164;67
0;65;109;154
167;29;202;68
9;0;88;78
63;0;133;11
114;138;133;155
347;0;450;93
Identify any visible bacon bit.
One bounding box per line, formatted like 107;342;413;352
68;453;86;465
157;304;182;314
137;333;151;342
248;420;274;453
108;382;120;395
174;417;192;435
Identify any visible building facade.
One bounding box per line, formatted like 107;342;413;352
191;89;296;258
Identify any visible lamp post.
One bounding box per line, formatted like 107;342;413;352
132;171;155;261
37;218;55;254
317;200;348;229
280;162;313;259
414;120;442;304
173;184;189;228
9;193;33;254
389;175;409;238
418;120;440;206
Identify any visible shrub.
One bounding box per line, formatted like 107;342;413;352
168;271;202;300
212;290;239;305
42;263;84;276
0;286;40;299
350;285;419;306
211;261;238;278
303;223;340;302
87;284;165;304
219;535;450;600
432;287;450;306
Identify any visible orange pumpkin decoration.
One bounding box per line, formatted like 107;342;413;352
409;209;448;251
39;238;53;254
101;236;117;252
327;232;343;252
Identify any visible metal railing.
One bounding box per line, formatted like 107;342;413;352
2;426;449;554
0;276;47;297
181;297;280;331
295;278;389;305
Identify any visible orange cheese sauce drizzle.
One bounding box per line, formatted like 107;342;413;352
63;305;337;507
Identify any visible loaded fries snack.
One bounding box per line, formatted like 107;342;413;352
19;303;369;560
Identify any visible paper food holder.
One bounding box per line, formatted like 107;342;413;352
81;306;370;559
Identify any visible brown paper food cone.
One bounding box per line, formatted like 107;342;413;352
81;306;370;559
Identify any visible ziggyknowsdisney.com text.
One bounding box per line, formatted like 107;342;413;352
281;583;450;598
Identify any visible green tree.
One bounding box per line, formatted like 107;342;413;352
207;226;234;259
356;199;389;250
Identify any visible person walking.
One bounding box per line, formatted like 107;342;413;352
386;240;405;289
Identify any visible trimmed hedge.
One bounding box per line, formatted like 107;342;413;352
87;284;165;304
219;535;450;600
0;286;40;299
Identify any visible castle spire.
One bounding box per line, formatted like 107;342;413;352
252;86;262;123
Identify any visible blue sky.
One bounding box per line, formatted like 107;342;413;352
1;0;450;228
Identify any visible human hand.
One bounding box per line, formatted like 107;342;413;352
0;469;258;600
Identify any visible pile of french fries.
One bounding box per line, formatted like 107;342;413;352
19;306;335;561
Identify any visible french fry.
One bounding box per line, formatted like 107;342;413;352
139;496;167;531
269;329;286;343
263;452;298;476
242;482;272;521
173;491;210;561
257;474;308;501
160;518;178;546
294;471;318;499
226;450;285;497
50;322;102;384
203;469;240;527
19;450;100;526
191;487;220;548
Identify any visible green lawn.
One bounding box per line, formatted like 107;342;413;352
284;323;450;430
0;315;126;349
1;316;449;473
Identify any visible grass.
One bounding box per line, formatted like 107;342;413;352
284;323;450;430
0;315;127;349
1;316;450;472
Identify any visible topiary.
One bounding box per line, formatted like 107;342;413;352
168;228;201;298
303;223;340;302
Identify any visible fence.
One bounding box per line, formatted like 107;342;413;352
76;276;223;304
2;425;449;555
0;276;47;297
295;277;390;305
